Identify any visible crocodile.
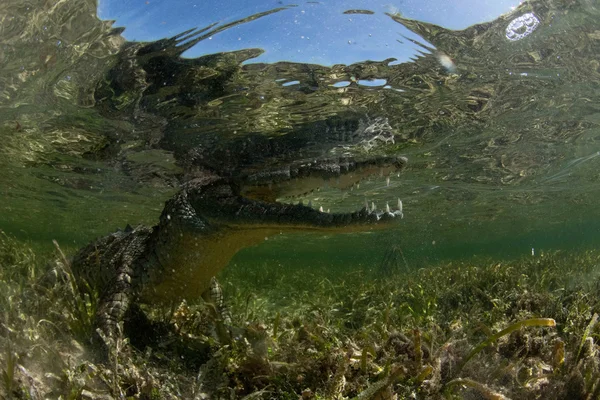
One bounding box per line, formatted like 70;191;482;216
71;155;407;342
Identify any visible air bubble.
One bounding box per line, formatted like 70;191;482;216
505;13;540;41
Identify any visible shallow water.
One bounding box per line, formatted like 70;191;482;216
1;0;599;272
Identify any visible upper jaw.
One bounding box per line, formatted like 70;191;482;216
238;155;407;201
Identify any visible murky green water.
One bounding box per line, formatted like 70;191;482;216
1;0;600;270
3;1;600;397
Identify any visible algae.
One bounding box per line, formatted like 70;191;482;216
2;229;600;398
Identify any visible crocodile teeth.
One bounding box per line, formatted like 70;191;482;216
362;198;405;219
396;198;404;218
386;177;390;187
319;206;324;212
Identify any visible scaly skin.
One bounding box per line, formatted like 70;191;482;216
71;156;407;341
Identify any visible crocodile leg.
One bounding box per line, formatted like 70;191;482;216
95;261;135;342
71;225;155;344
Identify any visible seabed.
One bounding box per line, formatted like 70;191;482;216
1;230;600;399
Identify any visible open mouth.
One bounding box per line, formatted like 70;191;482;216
238;155;407;221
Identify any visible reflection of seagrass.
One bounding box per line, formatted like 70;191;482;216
378;245;409;276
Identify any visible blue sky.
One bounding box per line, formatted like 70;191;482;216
97;0;522;65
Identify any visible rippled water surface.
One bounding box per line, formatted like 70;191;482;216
1;0;600;268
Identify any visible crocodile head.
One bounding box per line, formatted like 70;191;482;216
145;155;407;301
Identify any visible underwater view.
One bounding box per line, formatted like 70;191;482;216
2;0;600;398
